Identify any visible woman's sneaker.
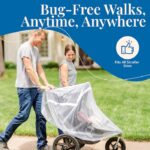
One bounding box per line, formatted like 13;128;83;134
0;141;9;150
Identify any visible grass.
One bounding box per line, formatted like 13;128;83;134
0;69;150;141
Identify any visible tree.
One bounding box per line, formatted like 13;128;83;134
0;36;5;77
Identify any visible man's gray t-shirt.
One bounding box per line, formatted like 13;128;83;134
15;41;40;88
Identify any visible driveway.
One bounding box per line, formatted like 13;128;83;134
7;136;150;150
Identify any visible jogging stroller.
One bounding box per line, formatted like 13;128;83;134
42;82;126;150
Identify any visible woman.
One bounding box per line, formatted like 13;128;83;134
58;44;77;135
59;44;77;87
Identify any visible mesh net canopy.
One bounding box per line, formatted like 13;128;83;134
42;82;122;141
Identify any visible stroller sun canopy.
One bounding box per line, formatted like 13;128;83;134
42;82;122;141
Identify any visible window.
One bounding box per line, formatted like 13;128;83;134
39;33;48;57
21;33;29;43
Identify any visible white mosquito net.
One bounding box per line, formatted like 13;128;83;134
42;82;122;141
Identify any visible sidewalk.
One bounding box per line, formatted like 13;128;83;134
8;136;150;150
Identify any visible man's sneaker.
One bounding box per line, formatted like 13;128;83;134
0;141;9;150
38;145;50;150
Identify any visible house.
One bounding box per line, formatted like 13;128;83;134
3;30;99;68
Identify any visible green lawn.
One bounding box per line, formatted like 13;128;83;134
0;69;150;141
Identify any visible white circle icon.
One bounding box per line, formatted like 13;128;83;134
116;36;139;59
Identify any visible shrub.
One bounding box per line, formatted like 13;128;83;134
43;61;59;69
5;62;16;69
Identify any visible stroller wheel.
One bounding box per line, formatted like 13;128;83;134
79;143;85;148
53;134;80;150
105;137;126;150
76;138;85;148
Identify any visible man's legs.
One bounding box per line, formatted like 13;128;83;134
32;89;47;150
0;88;32;143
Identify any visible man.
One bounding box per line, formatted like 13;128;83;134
0;30;54;150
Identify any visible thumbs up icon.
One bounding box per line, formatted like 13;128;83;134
121;41;134;54
116;36;139;59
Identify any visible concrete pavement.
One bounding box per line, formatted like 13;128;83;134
7;136;150;150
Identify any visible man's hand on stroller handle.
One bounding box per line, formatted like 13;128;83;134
45;83;55;90
39;84;55;90
39;85;49;90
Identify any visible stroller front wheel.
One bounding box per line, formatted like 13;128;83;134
105;137;126;150
53;134;80;150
